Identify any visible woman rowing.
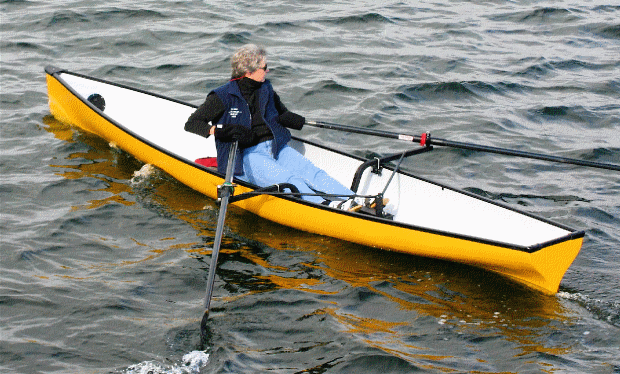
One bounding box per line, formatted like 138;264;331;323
184;44;361;210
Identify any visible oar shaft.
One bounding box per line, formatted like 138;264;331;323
428;138;620;171
203;141;238;312
308;121;416;142
307;121;620;171
203;193;230;310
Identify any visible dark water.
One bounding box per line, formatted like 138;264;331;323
2;0;620;372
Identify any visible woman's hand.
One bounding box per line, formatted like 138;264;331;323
278;111;305;130
213;124;254;146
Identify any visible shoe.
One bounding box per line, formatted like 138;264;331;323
328;198;362;212
368;197;390;209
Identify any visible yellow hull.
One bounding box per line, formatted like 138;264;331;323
45;67;584;294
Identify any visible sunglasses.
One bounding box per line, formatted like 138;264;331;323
258;64;268;71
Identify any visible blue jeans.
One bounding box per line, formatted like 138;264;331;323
237;140;354;204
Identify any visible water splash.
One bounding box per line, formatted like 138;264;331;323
124;351;209;374
130;163;157;186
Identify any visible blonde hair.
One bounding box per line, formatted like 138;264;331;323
231;44;266;78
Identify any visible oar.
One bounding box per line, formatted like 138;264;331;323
306;121;620;171
201;141;238;332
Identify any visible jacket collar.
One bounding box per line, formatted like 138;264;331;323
227;79;270;98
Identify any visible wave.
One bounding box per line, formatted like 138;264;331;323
41;7;167;30
490;7;581;24
593;24;620;39
529;105;613;129
218;31;252;45
575;206;620;228
95;64;193;78
155;64;190;72
0;40;47;52
593;5;620;12
464;187;589;206
320;12;395;26
550;59;617;71
45;10;90;27
584;147;620;163
113;40;151;49
300;80;371;98
513;57;619;79
396;82;479;102
395;80;519;103
520;7;580;23
91;7;169;21
2;0;36;4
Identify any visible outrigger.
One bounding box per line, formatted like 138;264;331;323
44;66;618;326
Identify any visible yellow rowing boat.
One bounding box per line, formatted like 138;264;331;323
44;66;584;294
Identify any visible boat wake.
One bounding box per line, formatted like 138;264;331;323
124;351;209;374
558;291;620;327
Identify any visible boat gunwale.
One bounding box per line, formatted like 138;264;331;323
45;66;586;255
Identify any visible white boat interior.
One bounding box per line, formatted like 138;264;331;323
58;72;573;249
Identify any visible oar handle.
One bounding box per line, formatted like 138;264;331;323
306;121;620;171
